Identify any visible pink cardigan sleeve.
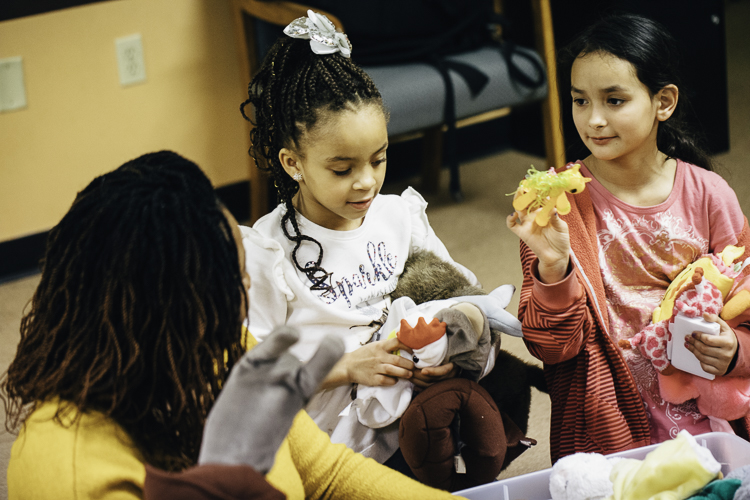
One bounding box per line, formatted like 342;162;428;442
724;217;750;378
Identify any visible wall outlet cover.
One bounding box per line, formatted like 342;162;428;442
0;56;27;112
115;34;146;86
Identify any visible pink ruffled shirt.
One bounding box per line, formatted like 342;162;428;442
580;159;745;442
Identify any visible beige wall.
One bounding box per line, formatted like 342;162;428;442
0;0;251;242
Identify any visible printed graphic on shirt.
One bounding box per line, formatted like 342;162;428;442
596;208;712;439
316;241;399;309
598;209;708;338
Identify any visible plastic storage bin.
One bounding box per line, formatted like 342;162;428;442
454;432;750;500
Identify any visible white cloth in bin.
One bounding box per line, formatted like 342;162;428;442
549;452;617;500
728;465;750;500
548;431;721;500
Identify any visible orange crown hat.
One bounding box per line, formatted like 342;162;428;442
397;317;446;350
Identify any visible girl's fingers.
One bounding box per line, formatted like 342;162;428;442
381;363;412;379
699;360;721;376
380;336;400;350
506;212;521;229
549;209;568;231
686;340;721;370
410;377;432;389
689;344;721;365
389;354;415;371
686;332;735;375
419;362;455;377
373;374;399;386
689;330;736;356
381;336;411;353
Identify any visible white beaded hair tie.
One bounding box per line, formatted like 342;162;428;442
284;10;352;58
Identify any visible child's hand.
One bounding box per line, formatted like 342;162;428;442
685;313;738;376
339;337;415;387
411;362;459;389
506;207;571;284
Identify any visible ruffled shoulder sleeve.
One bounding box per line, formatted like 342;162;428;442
400;187;478;286
241;225;293;342
400;187;432;250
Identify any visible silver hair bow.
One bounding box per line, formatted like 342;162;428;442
284;10;352;58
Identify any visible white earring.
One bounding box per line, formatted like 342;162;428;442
292;172;303;182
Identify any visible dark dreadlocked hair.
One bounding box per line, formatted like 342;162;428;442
241;35;384;292
559;13;713;171
1;151;247;471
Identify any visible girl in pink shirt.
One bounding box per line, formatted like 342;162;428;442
507;13;750;449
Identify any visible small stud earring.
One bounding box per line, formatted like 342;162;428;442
292;172;303;182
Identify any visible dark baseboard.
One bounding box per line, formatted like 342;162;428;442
0;181;252;284
215;180;251;225
0;232;48;284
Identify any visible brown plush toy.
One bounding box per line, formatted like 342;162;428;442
392;250;547;491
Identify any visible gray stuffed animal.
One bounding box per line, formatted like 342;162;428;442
391;249;547;433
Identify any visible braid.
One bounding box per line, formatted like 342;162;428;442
241;36;383;292
1;152;246;471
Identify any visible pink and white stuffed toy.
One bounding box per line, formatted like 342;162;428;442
619;247;750;423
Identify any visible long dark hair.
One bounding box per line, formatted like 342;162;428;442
558;13;713;171
1;151;247;471
241;35;384;291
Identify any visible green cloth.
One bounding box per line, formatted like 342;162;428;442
687;478;741;500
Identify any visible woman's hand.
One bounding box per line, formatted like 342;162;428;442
685;313;739;376
320;336;414;390
506;207;571;284
411;362;459;389
199;326;343;472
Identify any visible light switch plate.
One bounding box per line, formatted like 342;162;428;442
115;34;146;86
0;56;27;112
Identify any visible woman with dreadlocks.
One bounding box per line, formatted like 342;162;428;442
3;151;465;499
240;11;493;467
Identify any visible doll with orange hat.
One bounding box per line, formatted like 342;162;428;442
348;296;500;429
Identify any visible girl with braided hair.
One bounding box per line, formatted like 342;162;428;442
3;151;466;500
240;11;490;466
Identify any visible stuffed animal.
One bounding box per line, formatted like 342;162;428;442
400;377;515;492
548;430;721;500
350;302;461;428
618;245;750;421
351;286;512;428
391;249;546;432
511;163;591;227
391;249;523;339
387;250;547;489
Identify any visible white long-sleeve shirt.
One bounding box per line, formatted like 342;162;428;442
241;187;478;462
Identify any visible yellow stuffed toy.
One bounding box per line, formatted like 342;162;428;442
652;245;750;323
511;163;591;227
608;430;721;500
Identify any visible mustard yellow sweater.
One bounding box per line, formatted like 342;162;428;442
8;401;462;499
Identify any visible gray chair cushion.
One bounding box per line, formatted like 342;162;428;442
362;45;548;136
